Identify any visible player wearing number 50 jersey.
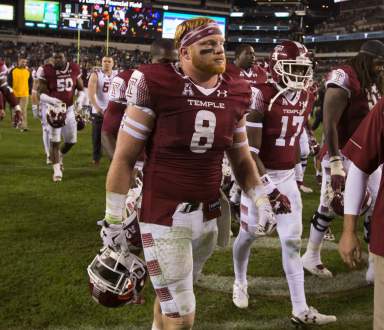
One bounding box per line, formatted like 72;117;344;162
37;52;85;182
88;56;117;166
100;18;275;330
232;40;337;326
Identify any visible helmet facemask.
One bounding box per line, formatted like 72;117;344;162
87;247;147;307
273;57;313;90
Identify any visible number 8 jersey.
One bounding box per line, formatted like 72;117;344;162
37;62;81;107
253;83;310;170
126;63;251;225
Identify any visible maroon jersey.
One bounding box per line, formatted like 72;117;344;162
342;98;384;256
253;83;309;170
102;69;133;137
226;63;268;86
126;63;251;225
325;64;381;149
0;60;18;108
37;62;81;107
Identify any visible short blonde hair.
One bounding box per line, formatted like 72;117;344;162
174;17;216;49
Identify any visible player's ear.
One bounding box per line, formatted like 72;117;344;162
180;47;191;61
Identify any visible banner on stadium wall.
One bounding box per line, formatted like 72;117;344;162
78;0;142;8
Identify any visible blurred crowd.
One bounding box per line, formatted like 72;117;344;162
1;41;151;71
314;0;384;35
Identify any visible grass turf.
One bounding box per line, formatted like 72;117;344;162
0;107;373;329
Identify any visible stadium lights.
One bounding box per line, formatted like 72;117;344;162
274;12;290;17
230;12;244;17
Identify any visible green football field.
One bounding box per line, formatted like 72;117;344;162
0;106;373;329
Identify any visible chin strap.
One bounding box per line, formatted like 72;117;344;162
268;83;289;112
268;83;308;115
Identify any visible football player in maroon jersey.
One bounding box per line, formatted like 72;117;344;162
99;18;275;330
302;40;384;281
101;39;177;160
339;97;384;329
232;40;336;326
226;44;268;86
226;44;269;221
0;59;22;126
37;52;86;182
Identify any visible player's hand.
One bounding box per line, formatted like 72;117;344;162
339;230;362;268
329;156;346;192
309;135;320;156
32;104;41;119
98;219;126;251
0;109;5;120
268;188;292;214
254;195;277;236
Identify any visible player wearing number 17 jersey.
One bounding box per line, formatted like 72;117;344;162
100;18;275;330
37;52;85;182
232;41;336;326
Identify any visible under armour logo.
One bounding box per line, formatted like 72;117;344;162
182;83;194;96
282;99;288;106
217;90;228;98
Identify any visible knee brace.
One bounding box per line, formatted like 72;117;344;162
311;211;333;232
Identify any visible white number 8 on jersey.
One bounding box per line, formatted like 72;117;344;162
190;110;216;153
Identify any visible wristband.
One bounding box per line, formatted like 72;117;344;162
261;174;277;195
329;156;345;176
105;191;126;224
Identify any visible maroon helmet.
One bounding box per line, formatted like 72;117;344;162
46;103;66;128
269;40;313;90
87;246;147;308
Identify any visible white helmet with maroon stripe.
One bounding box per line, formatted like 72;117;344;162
269;40;313;90
87;246;147;307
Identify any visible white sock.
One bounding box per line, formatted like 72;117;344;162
281;238;308;315
233;229;255;285
287;271;308;315
301;157;307;177
43;127;50;157
304;239;323;265
53;163;61;174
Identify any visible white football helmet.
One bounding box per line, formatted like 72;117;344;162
46;102;67;128
87;246;147;308
270;40;313;90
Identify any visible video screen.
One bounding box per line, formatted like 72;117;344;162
162;11;226;39
91;5;162;38
0;4;14;21
60;1;92;31
24;0;60;29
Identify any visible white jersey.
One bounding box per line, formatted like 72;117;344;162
93;68;118;113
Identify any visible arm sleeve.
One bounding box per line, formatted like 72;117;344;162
325;69;351;97
249;86;266;114
108;76;127;103
125;69;155;115
36;66;46;80
342;99;384;174
344;163;369;215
